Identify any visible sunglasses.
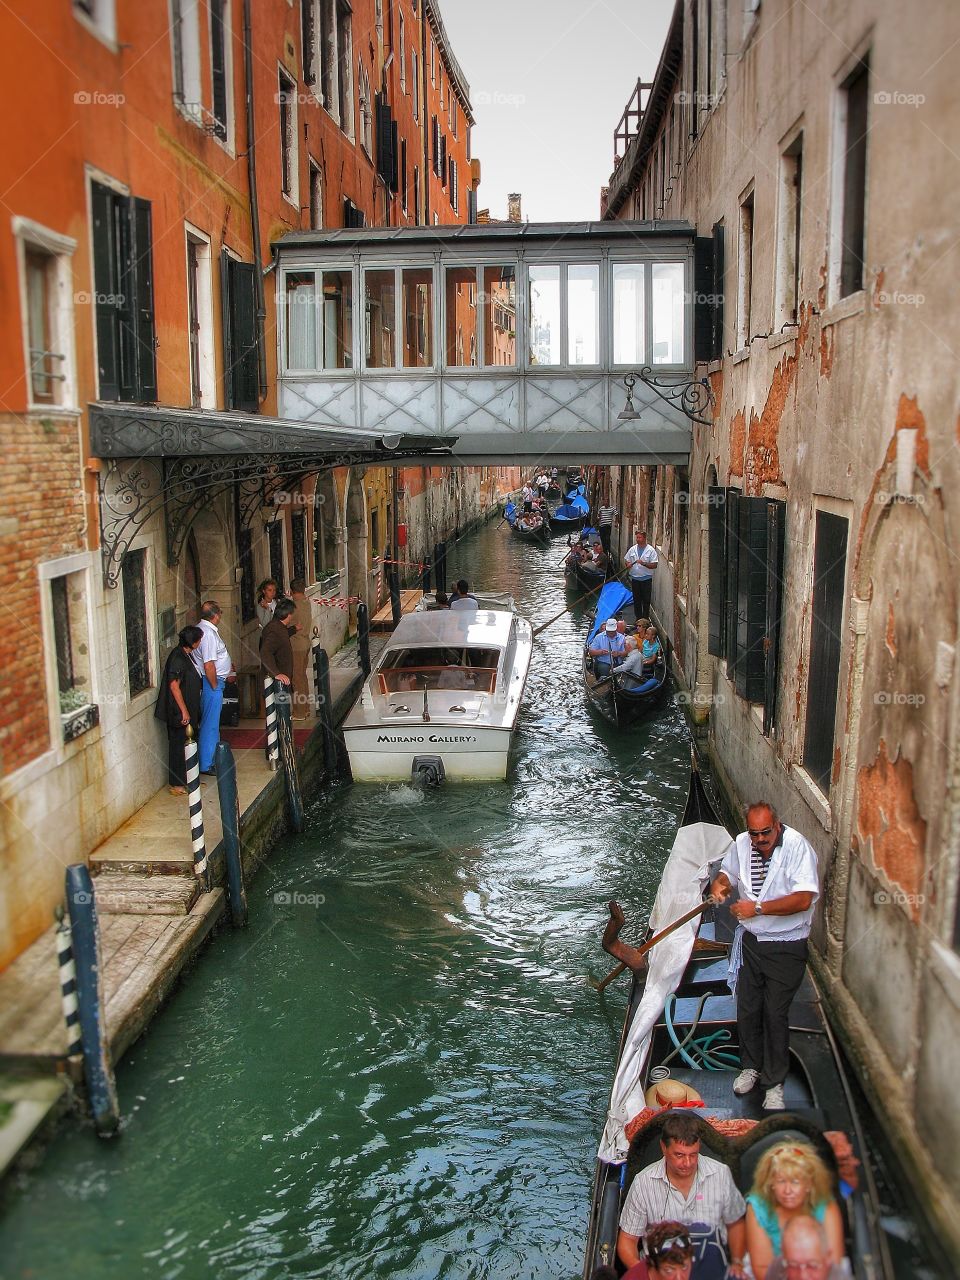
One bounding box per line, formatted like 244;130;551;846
646;1233;693;1261
748;825;775;837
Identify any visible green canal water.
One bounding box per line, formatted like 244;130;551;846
0;520;937;1279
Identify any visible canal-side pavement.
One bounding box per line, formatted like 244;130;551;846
0;649;388;1183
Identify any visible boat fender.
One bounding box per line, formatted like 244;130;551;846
411;754;446;787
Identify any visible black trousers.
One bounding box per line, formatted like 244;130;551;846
630;576;653;620
737;931;808;1088
167;724;189;788
599;523;612;553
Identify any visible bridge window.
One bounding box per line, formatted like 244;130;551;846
568;264;600;366
285;268;352;370
652;262;685;364
529;265;561;366
613;264;645;365
402;268;433;367
365;269;396;367
482;265;516;367
445;266;479;366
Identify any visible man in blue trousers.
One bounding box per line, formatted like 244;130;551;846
193;600;234;775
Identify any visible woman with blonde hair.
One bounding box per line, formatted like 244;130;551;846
745;1141;845;1279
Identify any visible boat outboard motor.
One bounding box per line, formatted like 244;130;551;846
411;755;445;788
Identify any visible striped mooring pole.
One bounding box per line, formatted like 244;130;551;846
184;724;210;889
273;678;304;832
214;741;247;927
54;905;83;1060
357;601;371;676
263;676;280;770
64;864;120;1135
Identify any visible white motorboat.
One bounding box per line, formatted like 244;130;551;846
342;607;532;783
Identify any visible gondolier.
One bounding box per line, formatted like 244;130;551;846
709;804;819;1112
624;530;658;619
596;501;618;553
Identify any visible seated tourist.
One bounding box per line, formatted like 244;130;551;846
588;619;627;676
745;1142;845;1280
616;636;653;691
617;1112;747;1279
627;1220;697;1280
765;1215;848;1280
437;666;476;690
449;579;478;611
641;625;662;668
434;590;450;609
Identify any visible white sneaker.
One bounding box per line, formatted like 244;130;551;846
733;1069;760;1095
763;1084;785;1111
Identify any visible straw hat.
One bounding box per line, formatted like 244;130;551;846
644;1077;705;1108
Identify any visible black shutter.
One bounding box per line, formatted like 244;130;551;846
440;134;447;187
432;115;440;176
132;198;157;402
291;510;307;581
763;500;786;734
211;1;228;134
221;255;259;412
268;520;284;586
390;119;399;192
694;236;714;364
724;488;740;667
707;485;726;656
238;526;256;623
376;94;394;185
734;497;769;701
803;512;849;788
712;222;725;359
91;182;120;400
301;0;315;84
115;195;138;402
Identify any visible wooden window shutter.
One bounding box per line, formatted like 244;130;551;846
221;253;259;412
390;119;399;192
723;488;740;667
91;182;120;400
211;1;228;134
733;496;784;704
694;236;714;363
711;222;725;358
762;499;786;734
376;94;394;185
707;486;726;656
131;198;158;402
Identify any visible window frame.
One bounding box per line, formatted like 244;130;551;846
12;217;78;415
278;64;299;207
38;553;100;753
185;223;216;409
829;51;871;304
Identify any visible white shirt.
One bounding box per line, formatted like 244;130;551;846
625;542;659;580
449;595;478;612
619;1154;746;1240
193;619;233;680
719;826;820;941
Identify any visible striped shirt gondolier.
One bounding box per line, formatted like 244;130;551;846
598;504;617;527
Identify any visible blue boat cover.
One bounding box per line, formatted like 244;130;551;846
553;502;582;521
504;499;517;526
587;580;633;644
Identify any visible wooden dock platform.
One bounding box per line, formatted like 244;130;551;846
370;589;423;630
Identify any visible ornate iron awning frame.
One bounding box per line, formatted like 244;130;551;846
618;369;715;427
91;404;456;588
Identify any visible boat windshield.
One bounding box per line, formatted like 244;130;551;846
378;646;500;694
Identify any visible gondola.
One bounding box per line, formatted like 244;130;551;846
583;759;890;1278
551;485;590;533
511;509;550;543
582;581;669;725
564;538;609;593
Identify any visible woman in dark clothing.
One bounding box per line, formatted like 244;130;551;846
155;626;204;794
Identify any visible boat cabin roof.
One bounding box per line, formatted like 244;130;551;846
380;609;514;654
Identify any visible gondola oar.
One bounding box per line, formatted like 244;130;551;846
533;580;605;637
592;898;716;993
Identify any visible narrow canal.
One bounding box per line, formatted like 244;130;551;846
0;520;933;1279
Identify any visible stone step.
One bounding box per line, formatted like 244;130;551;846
91;873;201;916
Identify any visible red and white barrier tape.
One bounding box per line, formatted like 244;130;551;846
310;594;363;609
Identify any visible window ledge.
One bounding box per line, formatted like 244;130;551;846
61;702;100;743
125;685;158;721
707;358;723;374
767;327;798;350
821;291;866;327
732;346;751;365
26;405;82;420
790;763;833;832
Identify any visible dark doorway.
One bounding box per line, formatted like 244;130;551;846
802;510;849;791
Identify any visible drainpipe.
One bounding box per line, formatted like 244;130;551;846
242;0;268;397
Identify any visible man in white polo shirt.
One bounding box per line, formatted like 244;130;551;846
623;529;658;620
192;600;235;775
710;803;819;1111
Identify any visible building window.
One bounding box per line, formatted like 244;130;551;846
238;526;256;623
802;511;848;791
15;221;77;412
413;166;420;225
210;0;231;142
122;549;151;697
171;0;202;121
403;268;433;367
74;0;117;43
833;57;869;299
411;48;419;120
91;182;158;403
430;38;436;85
185;227;215;408
568;264;600;365
221;251;260;411
284;268;353;371
399;13;406;91
302;0;318;83
736;188;754;349
50;571;94;715
401;139;408;214
359;63;373;156
775;134;803;327
278;67;298;202
528;265;561;366
336;0;354;138
450;97;457;137
483;266;516;367
450;157;459;214
445;267;478;366
291;510;308;582
309;161;324;229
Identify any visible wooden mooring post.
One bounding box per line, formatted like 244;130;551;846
313;645;338;777
214;741;247;927
273;678;304;832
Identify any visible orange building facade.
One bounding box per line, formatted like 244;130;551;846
0;0;514;970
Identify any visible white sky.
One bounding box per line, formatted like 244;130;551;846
437;0;675;222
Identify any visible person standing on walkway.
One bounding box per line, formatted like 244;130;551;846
288;578;313;720
596;500;618;554
260;599;297;690
194;601;234;775
256;578;279;628
155;626;203;794
709;803;819;1111
624;529;658;620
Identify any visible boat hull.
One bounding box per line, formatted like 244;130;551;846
343;724;512;781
